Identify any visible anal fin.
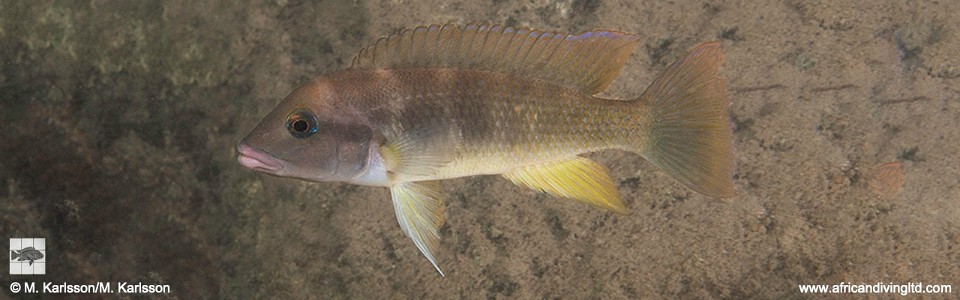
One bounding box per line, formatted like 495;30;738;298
390;181;446;276
503;157;627;214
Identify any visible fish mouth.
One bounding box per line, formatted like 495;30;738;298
237;143;284;173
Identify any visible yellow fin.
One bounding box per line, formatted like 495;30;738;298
390;181;446;276
350;23;640;94
503;157;627;214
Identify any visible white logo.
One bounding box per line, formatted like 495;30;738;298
10;238;45;275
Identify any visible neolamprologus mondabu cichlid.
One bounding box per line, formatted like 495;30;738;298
237;24;736;275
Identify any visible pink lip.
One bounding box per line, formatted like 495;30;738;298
237;143;284;172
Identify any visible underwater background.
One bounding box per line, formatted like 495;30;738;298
2;0;958;298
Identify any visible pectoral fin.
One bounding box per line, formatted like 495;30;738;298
390;181;446;276
503;157;627;214
380;122;461;182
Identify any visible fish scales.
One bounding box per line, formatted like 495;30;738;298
237;24;735;275
328;67;647;179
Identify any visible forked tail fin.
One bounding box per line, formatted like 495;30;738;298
637;42;736;197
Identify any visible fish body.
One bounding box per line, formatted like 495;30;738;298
237;24;735;275
11;247;44;265
311;67;645;182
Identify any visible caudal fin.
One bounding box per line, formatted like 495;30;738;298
11;250;18;259
637;42;736;197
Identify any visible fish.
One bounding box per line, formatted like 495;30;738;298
11;247;44;265
237;24;736;275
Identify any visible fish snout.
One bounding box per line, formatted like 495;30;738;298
237;143;284;172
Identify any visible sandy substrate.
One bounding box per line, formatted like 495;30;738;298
1;0;957;298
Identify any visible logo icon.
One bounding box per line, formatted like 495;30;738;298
9;238;45;275
12;247;44;265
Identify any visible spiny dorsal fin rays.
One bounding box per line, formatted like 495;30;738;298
436;24;460;66
503;157;628;214
390;181;446;276
350;23;640;95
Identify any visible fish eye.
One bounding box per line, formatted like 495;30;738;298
286;109;318;138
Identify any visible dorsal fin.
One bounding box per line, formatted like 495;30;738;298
350;23;640;94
